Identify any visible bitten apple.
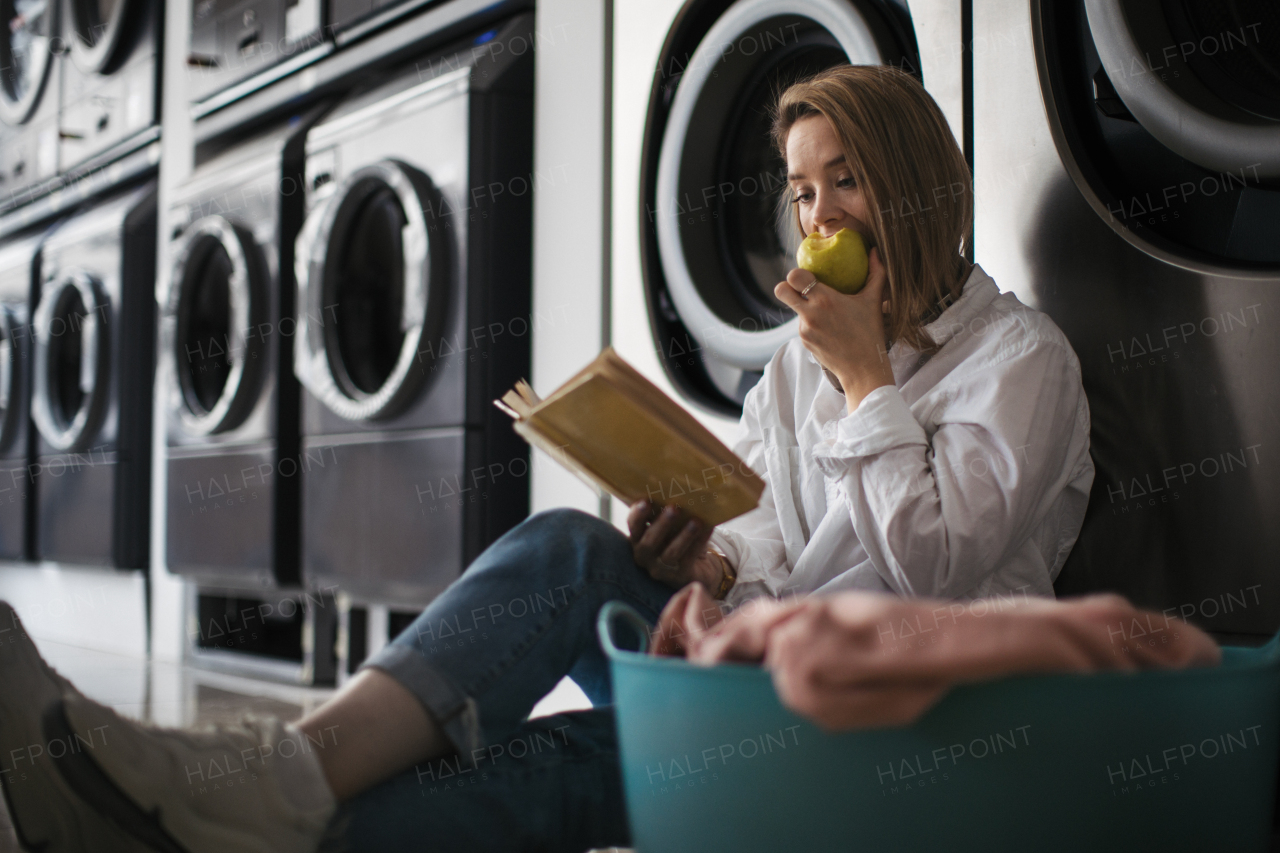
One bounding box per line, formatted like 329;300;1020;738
795;228;869;294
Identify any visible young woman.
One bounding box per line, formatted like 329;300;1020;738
0;65;1145;853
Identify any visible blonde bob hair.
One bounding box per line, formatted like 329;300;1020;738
772;64;972;353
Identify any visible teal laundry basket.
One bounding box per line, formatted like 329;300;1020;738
597;601;1280;853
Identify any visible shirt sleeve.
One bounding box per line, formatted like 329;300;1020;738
706;356;795;609
811;340;1091;599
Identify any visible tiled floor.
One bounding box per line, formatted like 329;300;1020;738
0;635;613;852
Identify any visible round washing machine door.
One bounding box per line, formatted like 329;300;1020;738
294;159;449;423
0;0;58;125
1086;0;1280;179
169;215;267;436
1036;0;1280;268
643;0;916;413
31;271;110;452
66;0;139;73
0;305;26;453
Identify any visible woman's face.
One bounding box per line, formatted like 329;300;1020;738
785;113;871;241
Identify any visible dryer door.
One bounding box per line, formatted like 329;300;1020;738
0;305;26;453
1038;0;1280;267
32;271;110;452
66;0;140;73
295;159;448;423
0;0;57;125
168;215;267;436
643;0;917;413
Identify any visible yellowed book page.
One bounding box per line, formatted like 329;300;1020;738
526;374;759;526
593;348;749;466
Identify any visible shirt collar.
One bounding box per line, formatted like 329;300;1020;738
921;263;1000;350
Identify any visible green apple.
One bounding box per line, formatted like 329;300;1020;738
795;228;869;294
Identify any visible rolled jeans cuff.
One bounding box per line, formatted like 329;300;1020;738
359;644;486;769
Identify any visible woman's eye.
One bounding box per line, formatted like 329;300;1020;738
837;177;857;189
792;192;813;205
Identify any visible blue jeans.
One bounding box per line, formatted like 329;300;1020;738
319;509;676;852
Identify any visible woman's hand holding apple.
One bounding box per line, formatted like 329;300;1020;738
775;246;896;412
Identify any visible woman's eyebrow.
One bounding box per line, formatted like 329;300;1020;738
787;155;848;181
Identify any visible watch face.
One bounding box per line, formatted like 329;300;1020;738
1;0;51;105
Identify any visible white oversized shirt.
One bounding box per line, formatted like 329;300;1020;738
711;264;1094;608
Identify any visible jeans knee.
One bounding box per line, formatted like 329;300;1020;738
516;509;632;584
523;508;619;543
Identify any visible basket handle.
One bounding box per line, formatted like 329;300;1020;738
597;600;652;656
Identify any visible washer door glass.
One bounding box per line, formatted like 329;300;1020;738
32;272;110;452
645;0;916;414
68;0;132;73
330;182;408;397
0;0;56;125
170;215;266;436
294;159;448;423
1039;0;1280;267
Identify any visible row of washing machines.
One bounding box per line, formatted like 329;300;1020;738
1;0;1278;683
0;0;536;680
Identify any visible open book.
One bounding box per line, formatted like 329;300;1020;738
495;348;765;526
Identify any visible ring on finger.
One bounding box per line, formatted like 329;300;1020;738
800;280;819;298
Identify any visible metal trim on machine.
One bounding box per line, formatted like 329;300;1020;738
295;159;446;423
32;269;111;452
168;215;266;437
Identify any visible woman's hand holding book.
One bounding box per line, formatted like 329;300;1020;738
627;500;724;594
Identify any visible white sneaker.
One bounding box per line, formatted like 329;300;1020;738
54;691;338;853
0;601;152;852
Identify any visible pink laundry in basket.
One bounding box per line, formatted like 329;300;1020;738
653;583;1222;731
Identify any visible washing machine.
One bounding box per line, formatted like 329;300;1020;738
973;0;1280;638
163;109;331;590
0;0;62;207
56;0;161;175
611;0;921;455
31;180;155;568
293;14;533;604
0;223;52;559
186;0;324;106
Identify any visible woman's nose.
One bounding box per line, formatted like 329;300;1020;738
808;189;844;235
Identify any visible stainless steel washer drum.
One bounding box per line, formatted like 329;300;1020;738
655;0;884;370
